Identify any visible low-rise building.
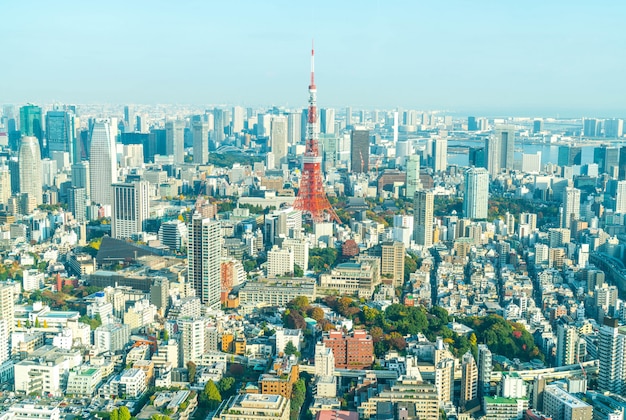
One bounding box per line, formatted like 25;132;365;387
238;278;316;307
214;394;290;420
66;367;102;396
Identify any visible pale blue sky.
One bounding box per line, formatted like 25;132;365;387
2;1;625;116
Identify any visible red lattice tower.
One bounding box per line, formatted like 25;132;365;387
293;43;341;224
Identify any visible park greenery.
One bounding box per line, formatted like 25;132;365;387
314;295;544;362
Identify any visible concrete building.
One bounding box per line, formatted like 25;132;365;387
561;187;581;229
179;317;205;366
214;394;290;420
460;351;478;410
266;245;294;278
188;214;221;308
14;346;82;396
192;121;209;164
323;330;373;370
381;241;405;288
405;154;421;198
464;167;489;220
94;323;130;354
598;317;626;395
432;136;447;172
543;385;592;420
319;259;380;299
66;367;102;396
89;120;117;206
19;136;43;205
112;181;150;239
350;129;369;173
414;190;434;248
165;120;185;164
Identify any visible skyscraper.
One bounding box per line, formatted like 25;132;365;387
350;129;369;173
598;317;626;395
594;145;619;176
0;165;11;207
561;187;581;228
615;180;626;214
165;120;185;164
213;108;225;146
320;108;335;134
287;112;302;146
71;161;90;199
192;122;209;164
477;344;492;402
188;214;221;308
18;136;43;205
270;116;288;168
46;109;77;160
620;146;626;181
345;106;352;127
464;167;489;220
498;125;515;171
112;181;150;239
67;186;86;223
605;118;624;138
467;116;478;131
432;137;448;172
19;105;43;156
533;119;544;134
232;106;245;133
558;145;582;167
460;351;478;410
405;155;421;198
583;118;600;137
556;321;580;367
89;120;117;206
413;190;434;248
179;317;205;366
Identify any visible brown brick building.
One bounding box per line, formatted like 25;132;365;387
323;330;373;370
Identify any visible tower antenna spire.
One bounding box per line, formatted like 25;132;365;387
293;41;341;224
310;39;315;88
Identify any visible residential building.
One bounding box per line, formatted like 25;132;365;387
323;330;373;370
543;385;592;420
112;181;150;239
188;214;221;308
464;167;489;219
414;190;434;248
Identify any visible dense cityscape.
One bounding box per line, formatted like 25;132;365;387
2;5;626;420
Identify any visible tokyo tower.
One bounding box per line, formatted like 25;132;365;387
293;44;341;224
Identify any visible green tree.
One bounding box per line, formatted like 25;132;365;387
288;296;309;311
217;376;236;398
34;318;40;328
110;409;119;420
118;406;131;420
290;379;306;420
163;329;169;341
187;361;197;384
204;380;222;409
284;341;300;357
293;264;304;277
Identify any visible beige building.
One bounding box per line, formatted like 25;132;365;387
214;394;290;420
357;378;439;419
319;258;380;299
381;241;405;287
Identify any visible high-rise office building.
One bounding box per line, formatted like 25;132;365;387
112;181;150;239
405;155;421;198
558;145;582;167
583;118;600;137
432;137;447;172
213;108;225;146
605;118;624;138
46;110;77;161
124;105;135;132
67;186;86;223
320;108;335;134
231;106;245;133
498;125;515;172
89;120;117;206
533;119;544;134
463;167;489;219
18;136;43;205
71;161;90;199
350;129;369;173
598;317;626;395
0;166;10;207
561;187;581;228
594;145;619;176
616;181;626;214
467;116;478;131
188;214;221;308
270;116;288;168
165;120;185;164
413;190;434;248
345;107;352;127
19;105;43;156
620;146;626;181
192;122;209;164
287;112;302;146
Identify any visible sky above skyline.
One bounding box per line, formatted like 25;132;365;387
2;1;626;117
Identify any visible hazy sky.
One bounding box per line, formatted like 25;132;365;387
2;1;625;116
